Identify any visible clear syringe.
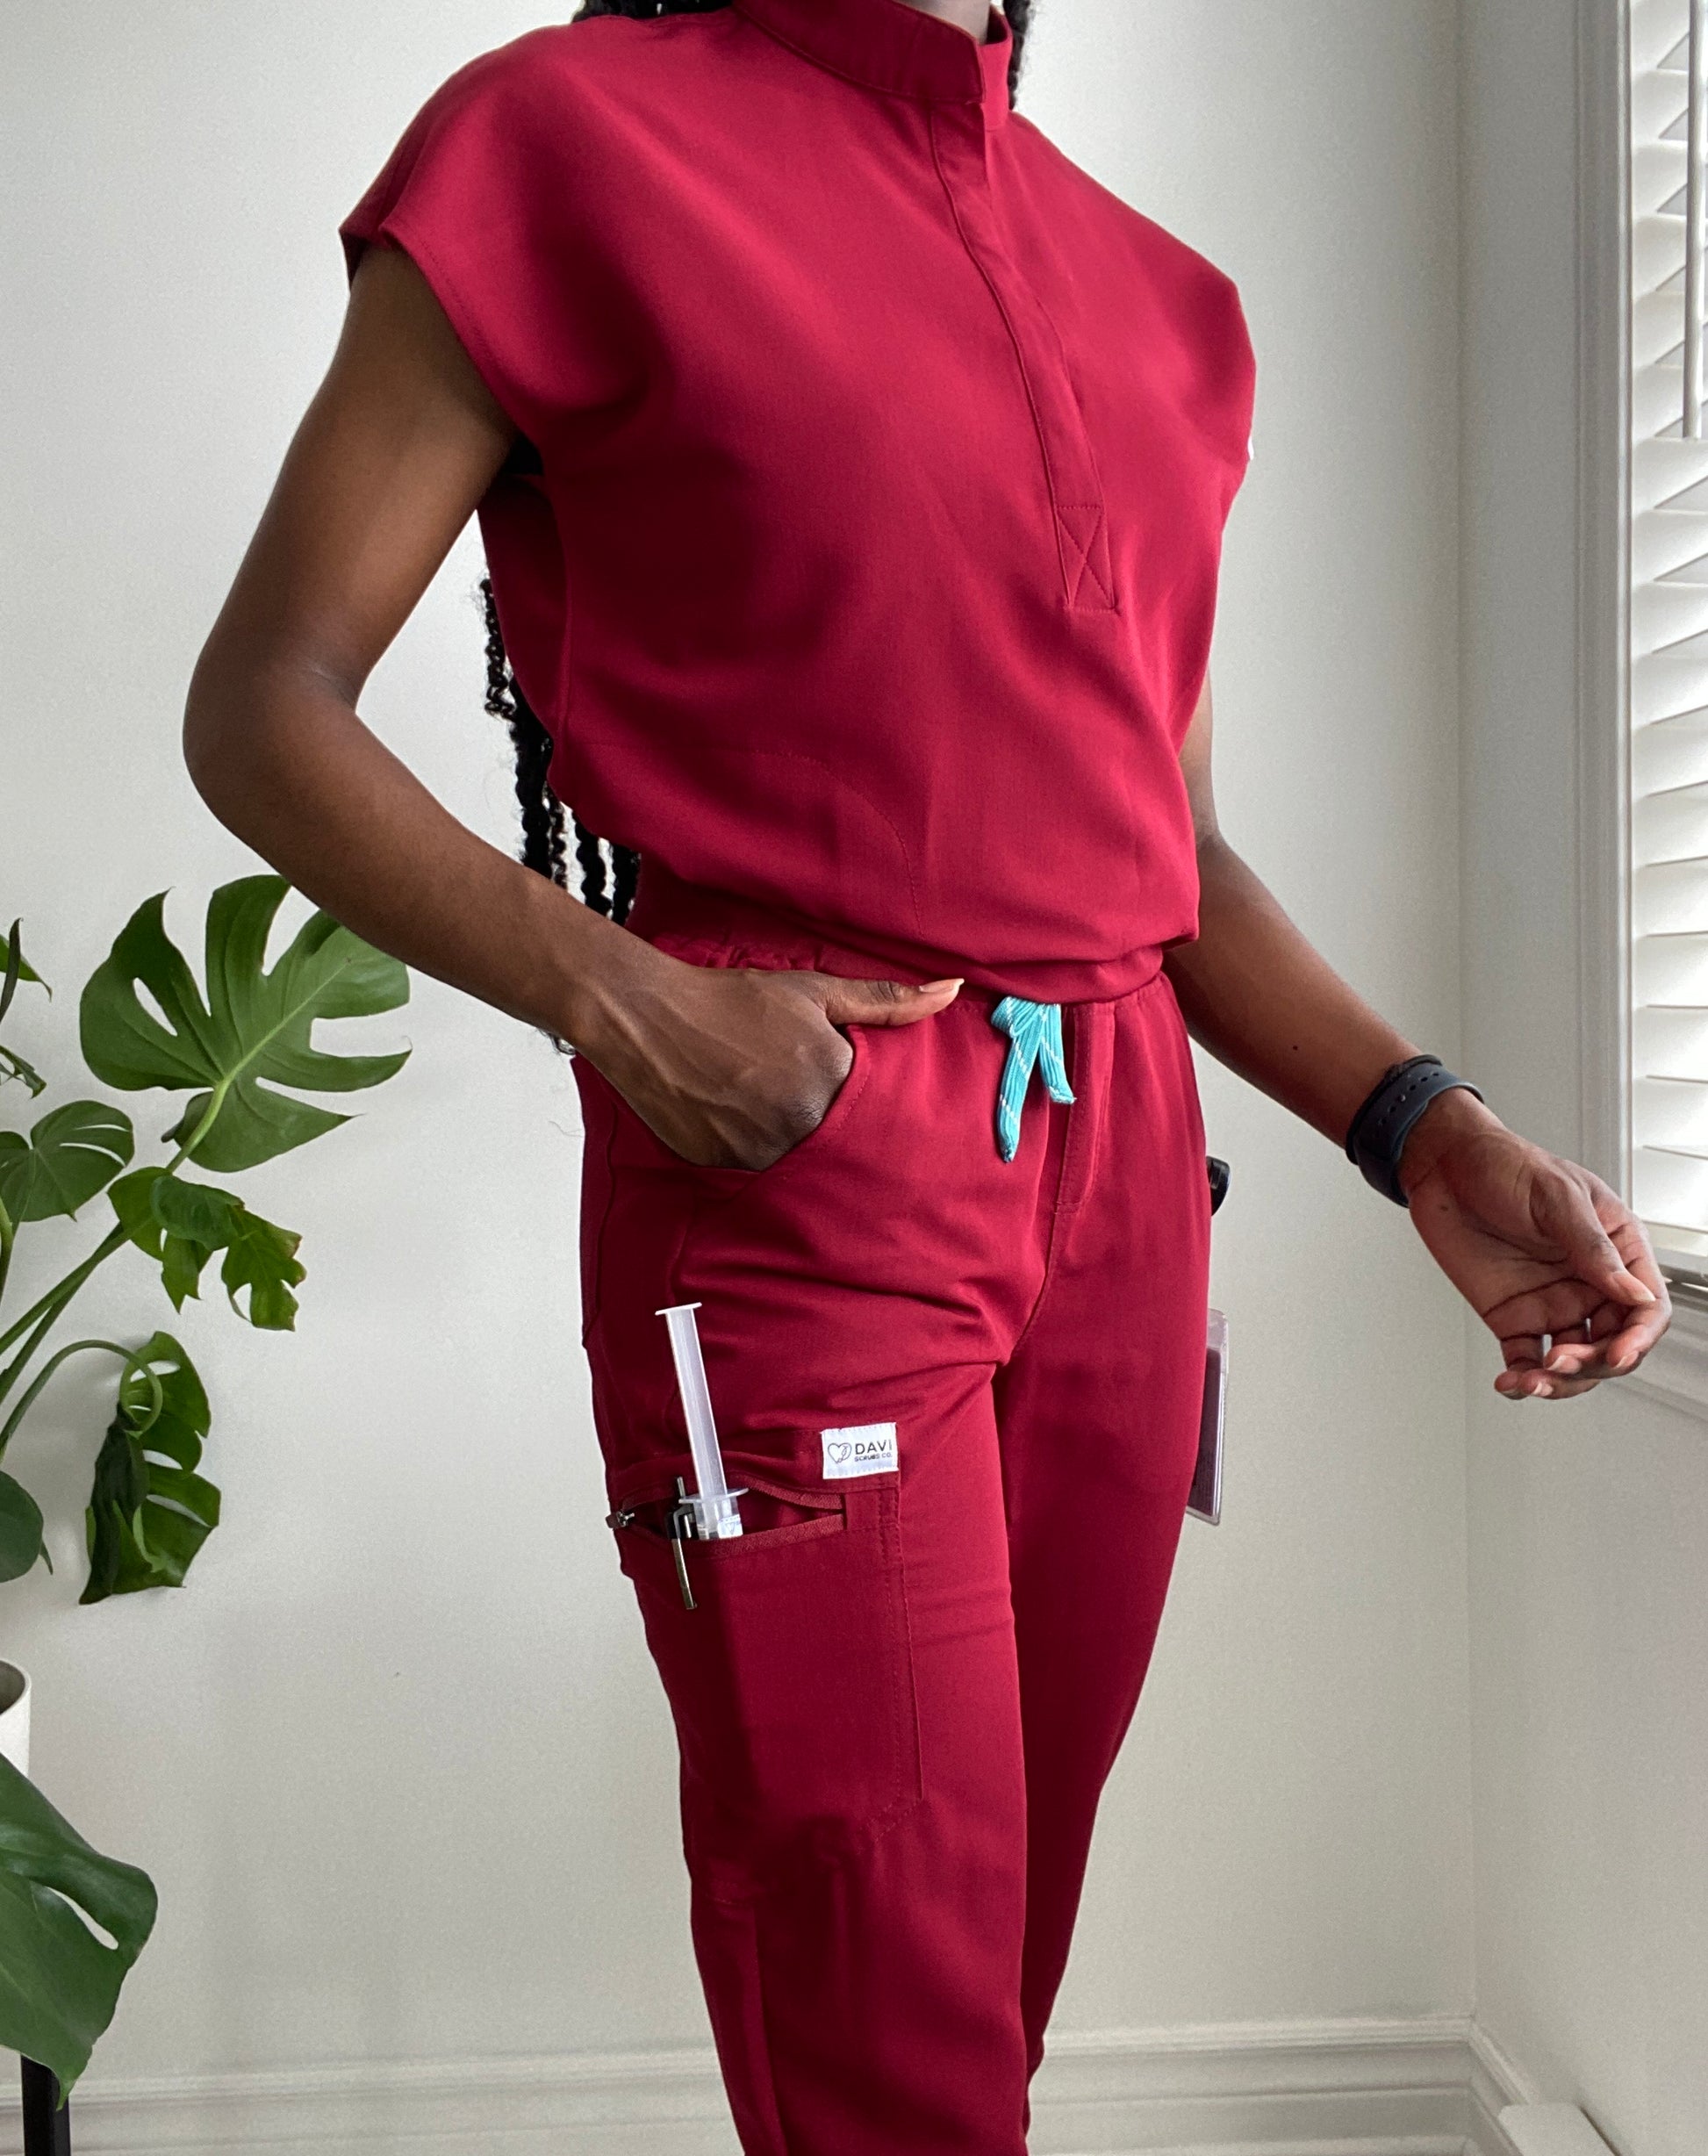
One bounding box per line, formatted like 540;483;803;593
657;1302;745;1540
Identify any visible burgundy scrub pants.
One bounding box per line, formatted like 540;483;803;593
573;888;1210;2156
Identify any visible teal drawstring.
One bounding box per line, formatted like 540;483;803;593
989;996;1075;1162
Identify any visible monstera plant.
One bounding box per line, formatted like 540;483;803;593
0;876;409;2094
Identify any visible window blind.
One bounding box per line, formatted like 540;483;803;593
1629;0;1708;1276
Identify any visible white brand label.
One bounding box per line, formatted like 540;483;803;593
820;1423;898;1480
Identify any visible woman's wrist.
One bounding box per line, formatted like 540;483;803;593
554;921;677;1072
1393;1084;1505;1198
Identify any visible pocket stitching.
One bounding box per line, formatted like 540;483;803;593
872;1484;925;1832
617;1480;923;1897
580;1089;621;1343
693;1024;873;1205
616;1510;845;1579
605;1023;872;1191
609;1461;843;1514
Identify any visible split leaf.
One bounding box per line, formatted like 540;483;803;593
110;1168;304;1330
79;877;409;1172
83;1331;219;1603
0;1754;156;2097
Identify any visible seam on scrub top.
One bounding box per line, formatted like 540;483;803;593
721;745;926;937
1022;289;1120;613
926;110;1116;614
926;107;1075;606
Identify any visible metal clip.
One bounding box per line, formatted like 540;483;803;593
667;1476;698;1611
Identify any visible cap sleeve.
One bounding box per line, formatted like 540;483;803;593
1202;269;1258;520
339;35;606;450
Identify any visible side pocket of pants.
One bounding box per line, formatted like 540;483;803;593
614;1477;922;1899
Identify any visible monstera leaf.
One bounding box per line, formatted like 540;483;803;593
0;1472;47;1584
0;922;47;1013
0;920;47;1096
0;1753;156;2096
0;1102;133;1224
79;878;410;1172
83;1331;219;1603
0;1049;45;1100
110;1167;305;1329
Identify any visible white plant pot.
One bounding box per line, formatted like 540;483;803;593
0;1662;31;1778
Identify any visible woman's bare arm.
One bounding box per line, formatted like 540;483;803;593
1164;679;1670;1399
1166;701;1418;1146
184;244;613;1037
184;247;958;1170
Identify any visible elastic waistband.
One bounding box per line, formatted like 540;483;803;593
622;863;1166;1009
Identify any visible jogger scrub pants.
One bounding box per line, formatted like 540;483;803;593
573;888;1211;2156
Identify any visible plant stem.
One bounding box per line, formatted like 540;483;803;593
0;1089;224;1411
0;1196;13;1312
0;1222;129;1370
0;1298;75;1423
0;1339;162;1462
0;1086;220;1370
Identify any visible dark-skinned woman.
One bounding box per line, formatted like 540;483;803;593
183;4;1670;2148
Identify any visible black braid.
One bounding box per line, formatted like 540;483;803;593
573;0;732;15
481;578;642;931
571;814;611;915
480;577;568;889
611;841;641;923
1001;0;1032;98
486;1;1034;927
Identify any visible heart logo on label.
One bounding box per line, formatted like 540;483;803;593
829;1442;851;1464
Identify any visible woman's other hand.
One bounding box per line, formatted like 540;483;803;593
577;946;961;1170
1397;1089;1672;1398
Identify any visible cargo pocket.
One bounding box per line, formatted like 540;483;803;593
610;1464;922;1898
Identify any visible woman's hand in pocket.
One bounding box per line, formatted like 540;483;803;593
577;944;962;1169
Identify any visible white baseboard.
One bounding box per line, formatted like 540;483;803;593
0;2016;1537;2156
1035;2014;1491;2155
1465;2023;1548;2156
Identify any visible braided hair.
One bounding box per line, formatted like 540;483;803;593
484;0;1036;923
481;578;639;921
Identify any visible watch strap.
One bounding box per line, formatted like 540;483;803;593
1345;1055;1484;1207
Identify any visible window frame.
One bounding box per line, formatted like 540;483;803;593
1582;0;1708;1412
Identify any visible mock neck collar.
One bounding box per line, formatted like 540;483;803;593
735;0;1013;127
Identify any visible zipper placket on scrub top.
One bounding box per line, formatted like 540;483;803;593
927;104;1118;614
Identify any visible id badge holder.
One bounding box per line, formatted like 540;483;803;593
1187;1308;1228;1526
1188;1153;1231;1527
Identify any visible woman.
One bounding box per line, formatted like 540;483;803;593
182;2;1670;2148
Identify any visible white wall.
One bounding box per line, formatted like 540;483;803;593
2;0;1471;2093
1460;8;1708;2152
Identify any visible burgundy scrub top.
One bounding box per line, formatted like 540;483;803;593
341;0;1257;1003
